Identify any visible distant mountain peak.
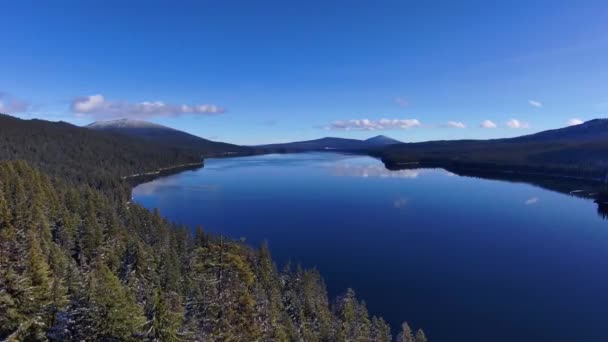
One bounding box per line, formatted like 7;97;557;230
364;135;402;146
87;118;170;130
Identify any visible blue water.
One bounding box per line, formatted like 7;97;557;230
133;153;608;341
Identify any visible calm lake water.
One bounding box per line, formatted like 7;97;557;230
133;153;608;342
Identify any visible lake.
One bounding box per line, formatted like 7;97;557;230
133;153;608;342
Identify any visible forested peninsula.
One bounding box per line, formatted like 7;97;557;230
0;114;427;341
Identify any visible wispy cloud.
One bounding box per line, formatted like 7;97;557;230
480;120;497;128
567;118;584;126
0;92;29;114
525;197;539;205
447;121;466;128
506;119;530;129
71;94;226;119
327;118;421;131
394;96;409;107
528;100;543;108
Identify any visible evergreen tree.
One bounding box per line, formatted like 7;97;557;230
397;321;414;342
371;316;392;342
415;329;428;342
88;263;145;341
146;290;182;342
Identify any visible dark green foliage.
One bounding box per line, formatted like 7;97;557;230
0;114;202;199
415;329;428;342
370;316;392;342
397;321;428;342
0;161;412;341
397;321;414;342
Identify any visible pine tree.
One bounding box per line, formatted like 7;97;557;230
256;242;289;341
88;263;145;341
335;288;374;341
371;316;392;342
415;329;428;342
22;230;52;341
397;321;415;342
146;290;182;342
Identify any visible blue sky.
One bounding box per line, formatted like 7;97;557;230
1;0;607;144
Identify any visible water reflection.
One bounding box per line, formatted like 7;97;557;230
393;164;608;220
133;176;219;196
525;197;539;205
330;162;453;179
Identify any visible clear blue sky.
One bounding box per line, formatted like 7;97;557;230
2;0;607;144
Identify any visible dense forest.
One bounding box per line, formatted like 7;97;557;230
0;115;427;341
0;114;203;200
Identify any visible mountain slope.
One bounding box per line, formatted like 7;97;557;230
87;118;248;155
0;114;201;195
508;119;608;142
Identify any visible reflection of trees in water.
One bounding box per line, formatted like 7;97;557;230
387;163;608;220
596;203;608;219
595;191;608;219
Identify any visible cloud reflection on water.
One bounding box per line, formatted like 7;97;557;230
329;162;454;179
525;197;539;205
330;163;422;178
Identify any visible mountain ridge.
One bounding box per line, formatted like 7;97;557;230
253;134;402;152
87;118;172;130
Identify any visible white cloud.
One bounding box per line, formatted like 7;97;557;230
447;121;466;128
73;94;105;113
525;197;539;205
71;94;226;119
567;118;584;126
328;118;421;131
394;96;409;107
529;100;543;108
0;92;29;113
506;119;530;129
480;120;497;128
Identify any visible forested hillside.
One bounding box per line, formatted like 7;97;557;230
0;114;201;198
87;118;249;157
0;114;427;341
379;119;608;181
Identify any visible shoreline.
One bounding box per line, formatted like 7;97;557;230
121;161;205;180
